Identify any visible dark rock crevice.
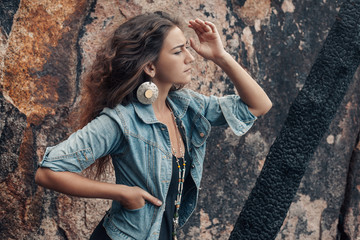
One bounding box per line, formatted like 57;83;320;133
337;132;360;240
0;0;20;35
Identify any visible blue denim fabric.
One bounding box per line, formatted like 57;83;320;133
39;89;257;240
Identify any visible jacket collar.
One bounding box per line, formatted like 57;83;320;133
167;91;190;119
131;90;190;124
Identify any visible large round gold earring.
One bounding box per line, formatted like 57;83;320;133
136;81;159;105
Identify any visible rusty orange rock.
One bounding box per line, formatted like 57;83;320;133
2;0;87;120
234;0;271;26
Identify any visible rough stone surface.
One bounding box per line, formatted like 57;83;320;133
0;0;20;35
0;92;27;182
0;0;359;240
341;135;360;239
229;1;360;239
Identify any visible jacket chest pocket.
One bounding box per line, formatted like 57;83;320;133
191;114;210;147
188;114;210;180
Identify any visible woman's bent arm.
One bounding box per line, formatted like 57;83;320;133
213;52;272;117
189;19;272;117
35;167;162;209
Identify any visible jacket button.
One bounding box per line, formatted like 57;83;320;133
199;132;205;137
191;164;195;168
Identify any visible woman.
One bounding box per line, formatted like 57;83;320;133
35;11;272;240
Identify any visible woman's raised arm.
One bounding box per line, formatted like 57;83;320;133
188;19;272;117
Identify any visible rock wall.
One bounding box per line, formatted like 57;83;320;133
0;0;359;239
230;1;360;239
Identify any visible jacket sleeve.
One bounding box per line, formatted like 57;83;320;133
190;90;257;136
38;112;123;172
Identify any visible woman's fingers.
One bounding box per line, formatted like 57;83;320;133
189;37;197;50
195;19;214;32
118;186;161;210
189;19;207;33
188;18;224;60
141;189;162;207
192;27;202;37
195;19;212;32
204;20;217;33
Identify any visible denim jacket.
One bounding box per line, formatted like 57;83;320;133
39;89;256;240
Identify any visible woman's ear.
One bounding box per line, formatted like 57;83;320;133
144;62;156;78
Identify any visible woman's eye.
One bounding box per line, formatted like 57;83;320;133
174;51;182;55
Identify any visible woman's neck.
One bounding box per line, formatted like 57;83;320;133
151;80;172;114
152;93;168;114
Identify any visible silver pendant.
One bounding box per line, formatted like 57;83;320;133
136;81;158;105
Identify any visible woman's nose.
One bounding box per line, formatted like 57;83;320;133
185;48;195;64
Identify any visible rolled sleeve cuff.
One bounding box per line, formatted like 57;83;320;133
38;146;95;172
219;96;257;136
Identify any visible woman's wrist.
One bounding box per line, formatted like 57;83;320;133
213;51;237;70
98;183;127;202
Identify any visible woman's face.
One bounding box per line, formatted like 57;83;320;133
153;27;195;87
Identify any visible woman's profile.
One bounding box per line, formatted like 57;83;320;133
35;11;272;240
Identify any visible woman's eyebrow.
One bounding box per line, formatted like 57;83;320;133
171;44;185;50
171;41;189;50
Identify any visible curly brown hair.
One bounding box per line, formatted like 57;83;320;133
79;12;181;178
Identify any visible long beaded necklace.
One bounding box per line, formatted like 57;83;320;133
168;105;186;240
